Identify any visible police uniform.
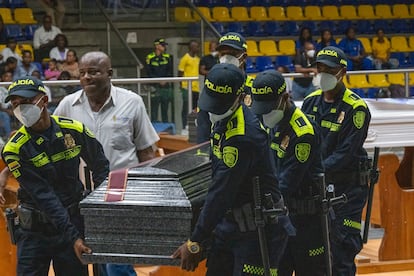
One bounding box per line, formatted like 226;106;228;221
301;47;371;275
2;78;109;275
188;64;292;276
146;38;173;122
251;70;325;276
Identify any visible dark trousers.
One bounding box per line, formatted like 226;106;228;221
151;86;172;122
278;214;325;276
181;88;199;127
206;219;288;276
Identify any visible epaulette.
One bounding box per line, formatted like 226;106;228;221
289;108;315;137
343;89;367;109
2;127;30;155
51;115;84;134
304;89;322;100
225;106;245;140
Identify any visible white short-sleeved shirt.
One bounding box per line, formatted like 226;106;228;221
53;85;160;170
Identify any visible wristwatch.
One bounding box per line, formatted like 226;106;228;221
186;240;201;254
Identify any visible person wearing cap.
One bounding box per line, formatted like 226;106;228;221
302;46;371;275
1;76;109;275
251;70;325;276
196;32;253;143
173;63;292;275
146;38;173;123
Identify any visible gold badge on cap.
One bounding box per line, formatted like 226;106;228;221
64;134;76;149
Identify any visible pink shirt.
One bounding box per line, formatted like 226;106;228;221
44;69;61;80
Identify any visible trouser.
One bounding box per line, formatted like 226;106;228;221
0;111;11;138
181;88;199;127
39;0;66;28
278;214;325;276
16;213;87;276
151;86;172;122
99;264;137;276
196;109;211;144
206;218;289;276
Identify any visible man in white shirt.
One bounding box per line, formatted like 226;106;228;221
1;38;22;63
33;15;62;62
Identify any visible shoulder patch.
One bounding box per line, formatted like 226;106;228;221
222;146;238;168
304;89;322;100
295;143;311;163
353;110;366;129
52;115;84;133
343;89;367;109
225;107;245;140
290;108;315;137
3;127;30;155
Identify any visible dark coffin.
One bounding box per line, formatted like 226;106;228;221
80;143;211;265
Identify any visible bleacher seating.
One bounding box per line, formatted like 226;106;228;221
231;6;251;21
255;56;274;71
250;6;270;21
258;39;278;56
212;7;232;22
340;5;359;20
0;7;15;23
14;7;37;24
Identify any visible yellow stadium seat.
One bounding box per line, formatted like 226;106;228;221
390;36;410;52
16;44;34;57
340;5;359;20
392;4;411;19
357;5;377;19
0;44;6;52
231;7;251;21
14;8;37;24
375;4;395;19
409;73;414;85
359;37;372;54
409;36;414;51
278;39;295;56
250;6;270;21
0;8;15;24
388;73;405;85
304;6;322;20
411;4;414;17
321;6;340;20
349;74;370;88
194;7;214;22
259;40;279;56
268;6;287;21
212;7;232;22
174;7;194;22
368;74;390;87
286;6;304;21
246;40;261;57
342;76;352;88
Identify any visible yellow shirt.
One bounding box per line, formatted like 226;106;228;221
372;37;390;60
178;53;200;92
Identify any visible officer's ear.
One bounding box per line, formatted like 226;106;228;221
107;68;113;78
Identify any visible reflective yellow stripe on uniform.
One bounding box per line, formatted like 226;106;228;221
343;89;367;110
309;246;325;257
242;264;278;276
51;115;84;134
3;127;30;154
225;106;245;140
343;218;361;230
51;145;82;162
320;120;341;132
289;108;315;137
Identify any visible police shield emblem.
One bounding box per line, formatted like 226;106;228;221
295;143;311;163
353;111;366;129
64;134;76;149
222;146;238;168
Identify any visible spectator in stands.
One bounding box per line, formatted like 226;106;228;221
178;40;200;132
316;29;337;53
14;50;38;80
338;27;370;71
0;70;13;138
1;38;22;63
33;15;62;62
44;58;61;80
0;15;8;44
49;33;69;62
296;27;315;55
372;28;398;70
40;0;66;29
292;41;318;100
58;49;79;79
0;57;18;76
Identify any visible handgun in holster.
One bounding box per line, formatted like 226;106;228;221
5;208;18;245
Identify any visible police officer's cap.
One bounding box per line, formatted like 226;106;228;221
251;70;287;115
5;76;47;102
217;32;247;52
154;38;168;46
316;46;347;68
199;63;245;115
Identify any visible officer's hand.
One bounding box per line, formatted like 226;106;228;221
171;243;202;271
73;238;92;263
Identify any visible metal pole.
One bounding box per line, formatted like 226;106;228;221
405;71;410;98
188;81;193;115
78;0;83;24
165;0;170;23
106;22;111;56
200;20;205;57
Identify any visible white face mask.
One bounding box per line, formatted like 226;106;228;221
307;49;315;58
211;51;218;57
219;53;244;67
13;96;44;127
209;108;234;124
262;110;284;128
319;71;342;92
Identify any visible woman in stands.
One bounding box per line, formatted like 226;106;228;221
316;29;337;53
296;26;315;55
49;33;69;62
58;49;79;79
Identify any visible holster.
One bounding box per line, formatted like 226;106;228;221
5;208;18;245
286;196;320;215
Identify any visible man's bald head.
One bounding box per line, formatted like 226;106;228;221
80;51;112;69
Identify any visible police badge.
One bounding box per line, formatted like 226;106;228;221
64;134;76;149
222;146;238;168
295;143;311;163
353;111;366;129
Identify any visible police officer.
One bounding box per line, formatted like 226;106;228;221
301;46;371;275
197;32;254;143
2;76;109;275
146;38;173;122
173;63;292;275
251;70;325;276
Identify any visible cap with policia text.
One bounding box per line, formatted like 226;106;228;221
316;46;347;68
199;63;245;115
5;76;47;102
154;38;168;46
217;32;247;52
251;70;287;115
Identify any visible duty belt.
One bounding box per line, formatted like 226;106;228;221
326;171;369;187
286;197;320;215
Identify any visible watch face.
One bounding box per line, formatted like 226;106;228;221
189;243;200;253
